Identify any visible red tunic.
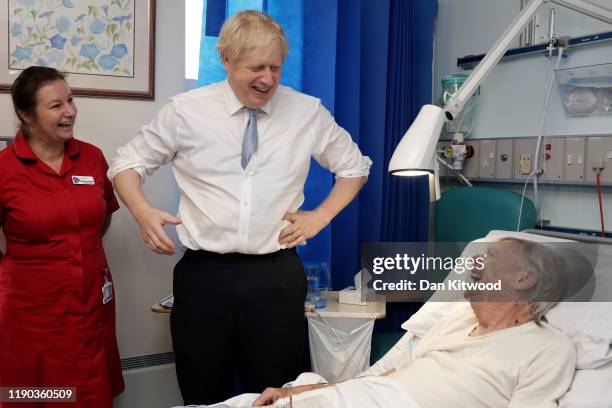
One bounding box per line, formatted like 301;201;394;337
0;132;124;407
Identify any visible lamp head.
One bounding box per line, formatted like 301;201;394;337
388;104;446;201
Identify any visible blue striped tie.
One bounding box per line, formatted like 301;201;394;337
241;108;258;169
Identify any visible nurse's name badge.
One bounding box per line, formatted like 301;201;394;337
72;175;95;185
102;280;113;304
102;268;113;304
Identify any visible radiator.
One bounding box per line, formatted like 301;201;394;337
113;353;183;408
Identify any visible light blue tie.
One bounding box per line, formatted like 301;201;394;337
241;108;258;169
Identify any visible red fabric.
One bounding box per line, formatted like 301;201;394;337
0;132;124;407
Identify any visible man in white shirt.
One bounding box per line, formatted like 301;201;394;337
108;10;371;405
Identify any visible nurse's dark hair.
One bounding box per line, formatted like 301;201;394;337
10;66;67;133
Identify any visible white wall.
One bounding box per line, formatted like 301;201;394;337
102;0;185;358
435;0;612;231
0;1;185;358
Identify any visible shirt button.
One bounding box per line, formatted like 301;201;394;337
248;171;255;176
243;201;248;207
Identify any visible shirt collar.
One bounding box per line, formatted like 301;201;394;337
13;131;36;161
13;130;80;163
223;79;274;116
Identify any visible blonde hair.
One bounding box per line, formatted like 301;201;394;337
216;10;288;63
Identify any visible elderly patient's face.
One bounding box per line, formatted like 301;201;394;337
224;43;283;109
466;240;534;301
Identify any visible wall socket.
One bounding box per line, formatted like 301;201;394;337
479;139;496;179
586;136;612;183
519;154;532;174
565;138;585;182
514;139;537;180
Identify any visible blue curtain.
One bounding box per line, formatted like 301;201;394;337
197;1;439;319
332;0;437;281
380;0;435;242
331;0;437;330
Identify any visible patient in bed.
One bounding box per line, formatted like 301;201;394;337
198;238;577;408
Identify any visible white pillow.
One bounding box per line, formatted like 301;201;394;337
560;360;612;407
403;230;612;369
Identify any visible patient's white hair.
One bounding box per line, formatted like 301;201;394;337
499;238;566;324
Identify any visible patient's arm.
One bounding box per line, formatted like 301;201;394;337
253;369;398;406
508;340;576;408
253;383;329;406
251;331;416;406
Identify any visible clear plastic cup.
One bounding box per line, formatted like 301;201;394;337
313;287;328;309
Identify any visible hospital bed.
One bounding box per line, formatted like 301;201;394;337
381;229;612;408
177;229;612;407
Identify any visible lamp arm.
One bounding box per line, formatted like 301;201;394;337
443;0;612;121
443;0;544;120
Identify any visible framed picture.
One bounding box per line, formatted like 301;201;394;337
0;0;155;99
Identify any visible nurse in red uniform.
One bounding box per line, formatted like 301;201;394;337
0;67;124;407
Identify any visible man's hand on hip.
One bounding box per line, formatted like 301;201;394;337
279;210;329;249
134;205;181;255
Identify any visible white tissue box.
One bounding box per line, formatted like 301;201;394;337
338;286;367;306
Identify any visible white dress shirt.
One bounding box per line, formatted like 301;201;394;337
108;80;372;254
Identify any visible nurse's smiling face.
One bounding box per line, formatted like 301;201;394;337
20;79;77;145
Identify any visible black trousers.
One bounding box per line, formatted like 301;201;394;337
170;248;307;405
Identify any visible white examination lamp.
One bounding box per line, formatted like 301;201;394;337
389;0;612;202
388;105;446;201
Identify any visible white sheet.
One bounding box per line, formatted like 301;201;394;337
285;377;419;408
175;374;420;408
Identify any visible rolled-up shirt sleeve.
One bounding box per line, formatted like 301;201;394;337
107;100;182;183
311;102;372;179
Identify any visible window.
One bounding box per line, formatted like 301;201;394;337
185;0;204;81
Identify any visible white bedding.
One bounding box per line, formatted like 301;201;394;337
560;360;612;408
176;374;420;408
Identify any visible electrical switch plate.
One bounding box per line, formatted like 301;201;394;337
463;140;480;179
564;138;585;182
496;139;513;180
519;154;532;174
541;138;565;181
478;139;496;179
514;139;537;180
586;136;612;183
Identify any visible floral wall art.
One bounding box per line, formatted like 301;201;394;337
10;0;135;77
1;0;155;99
